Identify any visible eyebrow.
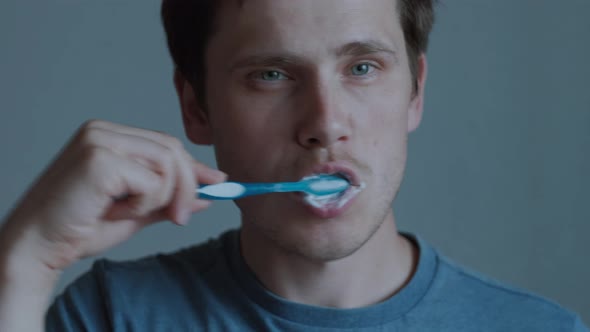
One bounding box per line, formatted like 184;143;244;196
335;40;397;57
229;55;306;73
228;40;398;72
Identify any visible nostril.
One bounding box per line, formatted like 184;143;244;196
307;137;320;145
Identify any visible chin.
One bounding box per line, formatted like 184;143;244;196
240;195;385;262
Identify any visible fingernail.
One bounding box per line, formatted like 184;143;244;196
213;169;228;180
179;209;191;226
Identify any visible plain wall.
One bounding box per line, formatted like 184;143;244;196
1;0;588;323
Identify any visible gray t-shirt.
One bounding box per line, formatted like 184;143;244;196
46;230;588;331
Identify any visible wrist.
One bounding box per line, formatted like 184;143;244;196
0;217;62;288
0;226;58;332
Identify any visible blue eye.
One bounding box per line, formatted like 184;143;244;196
350;63;374;76
259;70;288;81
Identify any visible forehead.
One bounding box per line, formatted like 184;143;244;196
209;0;403;61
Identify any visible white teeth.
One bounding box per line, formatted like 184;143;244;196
298;172;364;210
302;172;350;184
332;172;350;183
303;182;365;209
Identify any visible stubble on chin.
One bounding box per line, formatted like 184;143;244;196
240;195;397;263
239;151;406;263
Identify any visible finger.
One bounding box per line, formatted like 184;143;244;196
97;151;168;221
85;121;186;154
101;129;199;225
84;120;227;182
81;128;178;209
190;199;212;213
84;120;225;222
191;159;227;184
167;147;198;225
136;198;213;226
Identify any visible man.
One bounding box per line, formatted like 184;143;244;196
0;0;587;331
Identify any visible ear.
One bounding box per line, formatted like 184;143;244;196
407;54;428;133
174;69;213;145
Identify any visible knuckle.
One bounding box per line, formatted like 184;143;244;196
148;179;170;211
80;119;105;131
82;146;110;168
158;145;182;180
159;149;175;173
163;135;184;151
77;126;103;147
156;192;171;211
128;199;150;218
79;147;116;189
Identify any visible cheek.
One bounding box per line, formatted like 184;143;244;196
210;78;295;137
207;93;295;181
363;90;410;142
359;88;410;174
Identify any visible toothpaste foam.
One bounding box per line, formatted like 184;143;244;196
304;182;366;209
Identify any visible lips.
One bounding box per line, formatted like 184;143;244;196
298;186;362;219
294;161;365;218
307;162;361;187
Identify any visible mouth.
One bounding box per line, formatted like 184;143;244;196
296;163;366;218
308;163;361;187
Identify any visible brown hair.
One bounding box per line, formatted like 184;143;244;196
161;0;436;99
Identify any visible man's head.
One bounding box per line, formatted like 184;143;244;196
162;0;435;102
162;0;435;261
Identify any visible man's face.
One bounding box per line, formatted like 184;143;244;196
191;0;424;260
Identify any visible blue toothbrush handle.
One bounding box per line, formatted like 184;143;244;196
241;183;284;197
197;192;229;200
197;182;307;200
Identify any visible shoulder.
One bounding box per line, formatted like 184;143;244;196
47;230;238;331
95;233;227;281
424;251;583;331
88;230;235;301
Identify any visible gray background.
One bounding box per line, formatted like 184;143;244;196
1;0;588;323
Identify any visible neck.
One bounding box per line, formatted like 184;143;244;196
240;210;418;308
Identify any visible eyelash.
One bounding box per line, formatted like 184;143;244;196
348;62;380;78
246;60;383;85
249;70;291;82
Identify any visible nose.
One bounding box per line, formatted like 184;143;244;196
296;81;351;149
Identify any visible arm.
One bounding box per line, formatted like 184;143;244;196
0;120;226;331
0;223;60;331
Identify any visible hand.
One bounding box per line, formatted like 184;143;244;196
0;120;226;272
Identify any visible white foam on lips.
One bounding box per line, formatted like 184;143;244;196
199;182;246;198
308;177;349;193
304;182;366;209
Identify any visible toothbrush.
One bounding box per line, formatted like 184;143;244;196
196;174;349;200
